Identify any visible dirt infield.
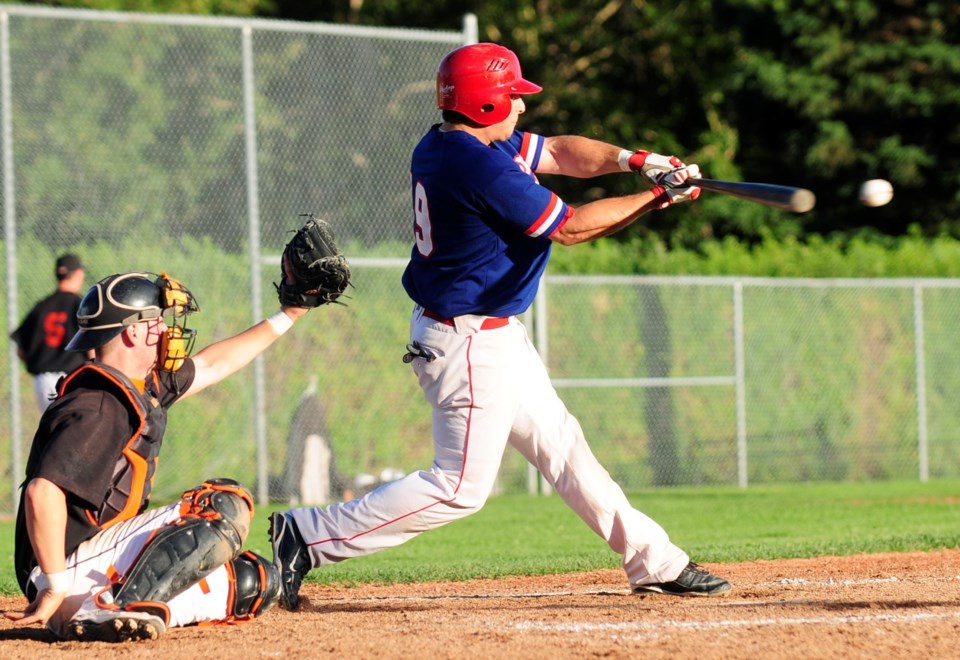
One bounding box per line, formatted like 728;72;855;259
1;549;958;658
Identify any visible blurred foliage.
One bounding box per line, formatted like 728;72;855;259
21;0;960;249
257;0;958;249
549;227;960;277
28;0;266;14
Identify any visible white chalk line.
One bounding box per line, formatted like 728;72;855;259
307;576;960;641
512;609;960;638
774;575;960;587
310;589;627;603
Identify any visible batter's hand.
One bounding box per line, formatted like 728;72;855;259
628;150;687;184
656;163;701;189
649;167;702;209
4;588;66;627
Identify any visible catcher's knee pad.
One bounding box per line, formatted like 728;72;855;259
110;478;255;621
225;551;281;620
179;477;254;543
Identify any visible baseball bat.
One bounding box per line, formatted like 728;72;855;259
687;178;816;213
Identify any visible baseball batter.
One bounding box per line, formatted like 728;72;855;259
270;43;731;606
6;271;314;642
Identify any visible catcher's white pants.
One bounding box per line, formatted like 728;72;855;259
288;306;689;587
29;502;234;638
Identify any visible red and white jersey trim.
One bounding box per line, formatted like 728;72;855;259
519;132;543;171
525;192;565;238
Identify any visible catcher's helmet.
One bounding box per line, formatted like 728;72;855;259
66;272;198;359
436;43;542;126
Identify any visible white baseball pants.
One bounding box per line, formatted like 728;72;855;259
30;503;234;638
287;306;689;587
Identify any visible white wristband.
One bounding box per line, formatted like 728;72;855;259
266;310;294;336
618;149;634;172
39;570;70;593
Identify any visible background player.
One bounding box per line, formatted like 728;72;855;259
10;254;90;411
270;42;730;608
6;270;311;642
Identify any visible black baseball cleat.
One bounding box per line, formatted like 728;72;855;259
269;511;312;610
65;610;166;642
632;562;732;597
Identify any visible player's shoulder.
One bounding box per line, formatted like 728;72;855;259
24;291;56;314
46;384;126;424
29;289;74;314
38;389;132;463
416;125;516;159
494;129;534;149
58;365;156;416
414;127;513;183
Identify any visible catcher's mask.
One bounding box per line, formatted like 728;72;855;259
66;271;200;372
436;43;541;126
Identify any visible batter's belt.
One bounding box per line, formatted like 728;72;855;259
422;308;511;330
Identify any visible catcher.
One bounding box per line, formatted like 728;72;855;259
6;218;349;642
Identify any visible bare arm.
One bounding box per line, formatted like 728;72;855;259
182;306;310;399
24;478;68;576
538;137;702;244
551;191;664;246
538;135;656;244
537;136;626;177
4;478;69;626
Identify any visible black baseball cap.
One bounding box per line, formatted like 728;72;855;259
55;254;84;279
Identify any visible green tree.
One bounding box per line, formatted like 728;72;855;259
259;0;960;246
11;16;251;249
23;0;960;246
720;0;960;240
28;0;265;15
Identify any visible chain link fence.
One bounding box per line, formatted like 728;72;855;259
2;6;959;517
0;5;469;513
537;275;960;493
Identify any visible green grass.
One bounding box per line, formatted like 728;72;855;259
3;480;958;595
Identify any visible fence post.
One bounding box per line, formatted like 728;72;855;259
531;278;552;495
734;280;747;488
462;13;478;45
241;24;269;505
1;10;22;513
913;283;929;482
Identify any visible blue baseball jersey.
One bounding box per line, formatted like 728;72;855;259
402;126;571;318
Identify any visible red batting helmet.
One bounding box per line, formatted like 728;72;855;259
436;43;542;126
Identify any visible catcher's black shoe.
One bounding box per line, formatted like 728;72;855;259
632;562;732;597
269;511;312;610
64;610;165;642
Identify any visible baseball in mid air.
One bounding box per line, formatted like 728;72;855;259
858;179;894;207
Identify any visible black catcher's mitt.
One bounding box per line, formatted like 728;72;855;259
276;215;351;307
